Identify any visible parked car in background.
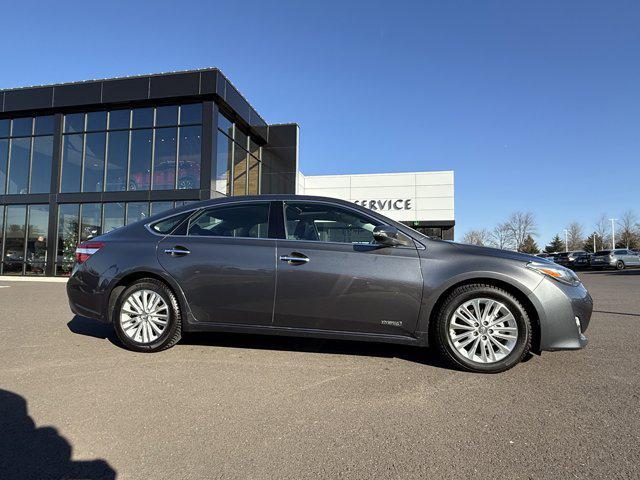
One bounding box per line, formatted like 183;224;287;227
66;195;592;373
591;249;640;270
573;252;594;270
536;252;556;262
555;251;589;269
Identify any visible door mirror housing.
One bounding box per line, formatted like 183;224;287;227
373;225;406;247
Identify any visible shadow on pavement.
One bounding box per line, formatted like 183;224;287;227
67;315;116;341
0;389;116;480
182;331;456;370
582;269;640;276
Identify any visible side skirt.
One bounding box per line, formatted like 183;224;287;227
183;322;426;347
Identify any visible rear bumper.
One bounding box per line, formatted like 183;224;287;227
528;277;593;351
67;267;108;322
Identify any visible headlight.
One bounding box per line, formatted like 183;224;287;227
526;261;581;286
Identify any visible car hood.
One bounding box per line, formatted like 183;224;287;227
450;242;545;264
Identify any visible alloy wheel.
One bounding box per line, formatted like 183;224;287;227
448;298;519;364
120;289;169;344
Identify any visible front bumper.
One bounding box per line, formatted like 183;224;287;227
528;277;592;351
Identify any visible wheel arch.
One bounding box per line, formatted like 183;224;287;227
424;277;542;354
106;269;191;326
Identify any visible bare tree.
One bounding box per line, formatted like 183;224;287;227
504;212;537;252
462;229;490;246
618;211;640;249
565;222;585;251
593;214;610;251
489;223;513;250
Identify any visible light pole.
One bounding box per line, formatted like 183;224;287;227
593;232;597;253
610;218;617;249
564;229;569;252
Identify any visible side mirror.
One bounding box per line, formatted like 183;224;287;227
373;225;405;247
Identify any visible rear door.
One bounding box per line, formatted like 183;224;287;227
157;202;276;325
272;201;423;336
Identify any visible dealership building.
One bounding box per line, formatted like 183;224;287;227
0;68;454;276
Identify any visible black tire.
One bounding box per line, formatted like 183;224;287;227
112;278;182;352
616;261;625;270
434;284;532;373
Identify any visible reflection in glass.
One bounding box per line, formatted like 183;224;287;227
132;108;153;128
126;202;149;225
248;155;260;195
103;203;125;233
11;118;33;137
215;131;232;195
155;106;178;127
60;134;83;192
30;136;53;193
153;127;177;190
234;127;248;150
3;205;27;274
180;104;202;125
109;110;130;130
178;126;201;190
129;129;152;190
105;130;129;191
26;205;49;275
8;137;31;194
64;113;84;134
83;132;106;192
34;116;55;136
0;119;9;137
150;202;174;215
80;203;102;242
0;139;8;194
233;143;247;196
217;112;233;137
86;111;107;131
56;204;79;276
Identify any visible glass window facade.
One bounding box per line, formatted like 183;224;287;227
0;83;278;277
59;104;202;194
215;111;261;197
0;204;49;275
0;116;54;195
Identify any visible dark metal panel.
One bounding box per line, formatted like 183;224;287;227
149;72;200;99
215;73;226;98
0;91;4;112
199;70;217;95
101;77;150;103
4;87;53;112
45;114;63;276
199;101;214;196
0;194;50;204
223;81;251;121
53;82;102;108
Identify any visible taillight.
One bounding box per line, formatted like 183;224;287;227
75;241;104;264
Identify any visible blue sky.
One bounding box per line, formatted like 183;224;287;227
3;0;639;245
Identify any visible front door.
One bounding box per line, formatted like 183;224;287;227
157;202;276;326
273;201;423;336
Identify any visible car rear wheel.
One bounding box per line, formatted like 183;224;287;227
616;260;625;270
434;284;531;373
113;278;182;352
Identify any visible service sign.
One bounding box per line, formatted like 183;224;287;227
353;199;413;212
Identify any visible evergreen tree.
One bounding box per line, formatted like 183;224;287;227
520;235;540;254
545;234;565;253
584;233;606;253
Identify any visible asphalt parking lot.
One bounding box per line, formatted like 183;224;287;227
1;271;639;480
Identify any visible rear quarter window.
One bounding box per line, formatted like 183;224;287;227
150;213;189;235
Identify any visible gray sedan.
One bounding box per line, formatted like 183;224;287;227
67;195;592;373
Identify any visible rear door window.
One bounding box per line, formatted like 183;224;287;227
188;203;270;239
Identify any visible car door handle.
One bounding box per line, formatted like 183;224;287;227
279;253;309;264
164;247;190;256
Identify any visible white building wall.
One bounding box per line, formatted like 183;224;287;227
296;171;455;223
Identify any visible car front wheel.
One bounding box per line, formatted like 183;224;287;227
434;284;532;373
113;278;182;352
616;261;625;270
